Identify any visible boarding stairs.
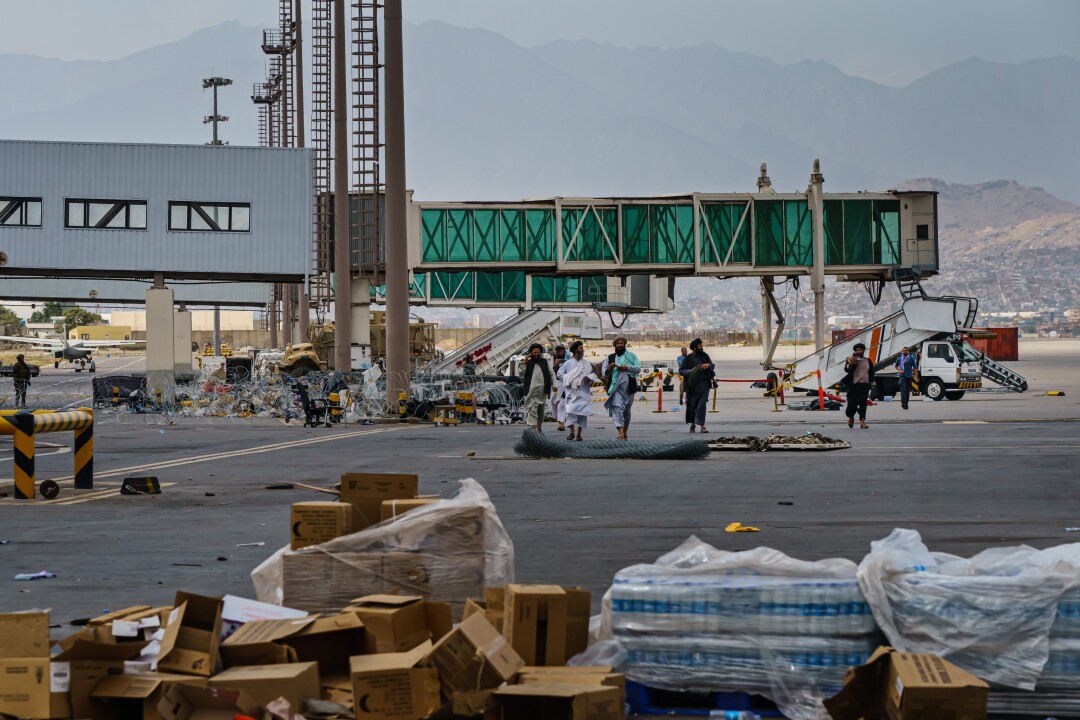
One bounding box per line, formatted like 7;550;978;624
783;296;981;390
423;310;591;376
958;340;1029;392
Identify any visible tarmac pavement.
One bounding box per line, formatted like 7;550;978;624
0;341;1078;632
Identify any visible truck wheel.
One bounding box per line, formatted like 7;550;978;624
945;390;965;401
923;378;946;401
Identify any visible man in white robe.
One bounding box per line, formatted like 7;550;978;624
555;340;599;441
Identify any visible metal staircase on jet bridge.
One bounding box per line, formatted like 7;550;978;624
894;268;928;300
422;310;582;376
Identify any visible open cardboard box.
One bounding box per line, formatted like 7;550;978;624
425;613;523;695
156;684;261;720
347;595;431;654
825;646;988;720
485;682;622;720
158;593;224;677
208;661;320;712
349;641;440;720
90;672;206;720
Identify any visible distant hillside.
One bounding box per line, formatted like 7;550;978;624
2;21;1079;204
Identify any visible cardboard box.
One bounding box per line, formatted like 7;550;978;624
283;552;383;613
425;613;524;695
156;684;261;720
89;673;206;720
221;613;365;674
158;593;224;677
379;498;438;522
824;647;988;720
68;660;126;720
291;501;354;551
563;589;592;661
208;661;320;712
517;667;625;709
464;587;506;634
220;595;308;641
0;611;52;720
339;473;418;529
349;641;440;720
348;596;430;654
485;683;621;720
503;585;569;666
425;603;453;643
54;626;148;662
321;676;353;710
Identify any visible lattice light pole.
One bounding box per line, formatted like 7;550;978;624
202;77;232;146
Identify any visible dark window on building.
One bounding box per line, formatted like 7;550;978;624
65;199;147;229
0;197;43;227
168;202;250;232
916;224;930;240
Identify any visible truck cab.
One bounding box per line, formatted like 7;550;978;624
875;338;982;401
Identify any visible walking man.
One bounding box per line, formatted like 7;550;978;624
12;354;31;409
602;337;641;440
550;345;567;431
680;338;715;433
557;341;599;441
844;342;875;429
522;343;552;433
894;346;917;409
676;346;689;404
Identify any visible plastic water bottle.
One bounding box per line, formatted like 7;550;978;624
709;711;760;719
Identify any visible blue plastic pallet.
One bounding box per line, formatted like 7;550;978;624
626;681;785;717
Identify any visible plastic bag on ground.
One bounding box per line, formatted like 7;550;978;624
857;528;1080;690
251;478;513;618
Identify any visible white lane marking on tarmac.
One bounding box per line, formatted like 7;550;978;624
2;425;413;492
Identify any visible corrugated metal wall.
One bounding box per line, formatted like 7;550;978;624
0;277;270;307
0;140;311;280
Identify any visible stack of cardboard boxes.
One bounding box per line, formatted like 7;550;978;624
282;474;484;617
2;582;618;720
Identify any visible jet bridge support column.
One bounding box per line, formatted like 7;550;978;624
809;159;827;352
760;277;785;370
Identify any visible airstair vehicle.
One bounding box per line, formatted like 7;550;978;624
782;293;1028;398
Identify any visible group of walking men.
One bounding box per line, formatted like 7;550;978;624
521;336;719;439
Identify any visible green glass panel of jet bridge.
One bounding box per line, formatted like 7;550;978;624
421;209;446;263
754;199;785;266
446;209;474;263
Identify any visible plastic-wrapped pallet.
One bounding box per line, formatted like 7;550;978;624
599;536;885;719
857;528;1080;690
251;478;513;617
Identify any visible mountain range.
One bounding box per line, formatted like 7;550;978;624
2;20;1079;205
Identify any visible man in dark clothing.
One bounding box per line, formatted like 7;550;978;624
844;342;875;429
12;354;31;409
522;343;552;432
894;346;917;409
679;338;715;433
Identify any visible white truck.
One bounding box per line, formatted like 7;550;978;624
782;296;1027;401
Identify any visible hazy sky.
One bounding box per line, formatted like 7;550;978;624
1;0;1076;86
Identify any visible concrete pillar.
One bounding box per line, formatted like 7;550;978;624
173;307;192;377
351;278;372;352
281;284;292;347
383;0;410;405
145;287;175;402
809;159;826;351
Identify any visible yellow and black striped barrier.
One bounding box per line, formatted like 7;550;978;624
0;408;94;499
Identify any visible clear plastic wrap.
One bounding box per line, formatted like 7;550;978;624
600;536;879;720
251;478;513;617
857;528;1080;690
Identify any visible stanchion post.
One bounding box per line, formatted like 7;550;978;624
12;411;35;500
74;407;94;490
653;380;664;413
817;370;826;411
779;370;786;406
710;384;719;413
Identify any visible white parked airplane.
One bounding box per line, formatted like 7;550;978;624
0;336;143;372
